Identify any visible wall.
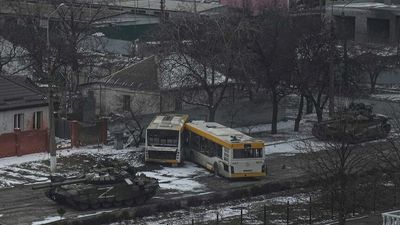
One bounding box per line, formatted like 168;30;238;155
220;0;288;14
70;119;108;147
0;106;49;134
0;129;48;158
81;84;173;116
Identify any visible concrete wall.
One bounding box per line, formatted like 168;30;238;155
331;5;400;44
81;84;175;116
0;106;49;134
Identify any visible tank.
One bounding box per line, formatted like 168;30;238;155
33;166;159;210
312;103;391;143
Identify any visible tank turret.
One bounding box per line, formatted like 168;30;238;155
33;167;158;210
312;103;391;143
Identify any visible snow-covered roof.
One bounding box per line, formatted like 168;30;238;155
158;54;228;90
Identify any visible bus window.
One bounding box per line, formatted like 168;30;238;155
147;129;179;147
233;148;263;158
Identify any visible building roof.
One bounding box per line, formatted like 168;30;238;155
100;56;160;91
0;76;48;111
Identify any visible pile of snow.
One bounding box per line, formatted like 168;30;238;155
371;94;400;102
31;216;63;225
141;162;211;193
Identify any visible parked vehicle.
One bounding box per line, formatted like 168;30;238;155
33;167;159;210
312;103;391;143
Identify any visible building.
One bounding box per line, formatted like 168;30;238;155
79;56;176;117
328;1;400;44
220;0;289;14
0;76;49;134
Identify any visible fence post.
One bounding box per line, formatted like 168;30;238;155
394;183;398;208
192;218;194;225
286;201;290;225
216;212;219;225
373;182;377;213
240;208;243;225
309;195;312;225
264;204;267;225
70;121;79;147
14;128;21;156
352;189;356;216
331;191;334;219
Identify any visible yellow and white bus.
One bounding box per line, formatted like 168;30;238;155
184;121;266;178
145;114;189;165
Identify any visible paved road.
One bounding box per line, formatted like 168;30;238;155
0;153;303;225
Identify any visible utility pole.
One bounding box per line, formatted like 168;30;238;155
160;0;165;22
47;3;65;174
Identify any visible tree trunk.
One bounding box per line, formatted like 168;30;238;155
208;107;216;122
316;106;323;122
306;96;314;114
370;75;377;94
271;93;279;134
294;95;304;132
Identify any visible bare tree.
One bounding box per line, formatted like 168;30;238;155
354;44;397;94
298;137;372;225
239;9;296;134
294;17;338;123
157;13;242;122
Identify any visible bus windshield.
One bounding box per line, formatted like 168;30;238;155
147;129;179;147
233;148;263;159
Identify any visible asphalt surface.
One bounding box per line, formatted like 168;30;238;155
0;153;303;225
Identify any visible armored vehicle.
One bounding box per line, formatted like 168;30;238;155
312;103;391;143
33;167;159;210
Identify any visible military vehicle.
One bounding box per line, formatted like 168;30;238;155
33;167;159;210
312;103;391;143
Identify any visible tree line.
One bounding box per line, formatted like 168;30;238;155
156;9;399;134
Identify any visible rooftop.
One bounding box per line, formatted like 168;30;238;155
100;56;159;91
0;76;47;111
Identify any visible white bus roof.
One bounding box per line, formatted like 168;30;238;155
185;121;264;148
147;114;188;131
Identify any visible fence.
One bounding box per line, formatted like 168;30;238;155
175;182;400;225
70;119;107;147
383;210;400;225
0;129;48;158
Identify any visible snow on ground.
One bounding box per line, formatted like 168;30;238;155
141;162;211;193
371;93;400;102
236;120;295;134
112;192;314;225
0;145;144;189
77;210;114;218
31;216;63;225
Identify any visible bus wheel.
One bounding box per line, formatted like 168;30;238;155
213;163;219;177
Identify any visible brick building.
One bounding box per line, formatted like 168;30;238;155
0;76;49;134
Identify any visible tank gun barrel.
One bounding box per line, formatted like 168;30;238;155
32;178;87;190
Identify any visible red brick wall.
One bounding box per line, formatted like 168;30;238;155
0;129;48;158
0;133;17;158
71;119;108;147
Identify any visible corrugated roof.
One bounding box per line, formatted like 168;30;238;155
0;76;48;111
102;56;159;91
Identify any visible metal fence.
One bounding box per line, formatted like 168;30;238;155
178;182;400;225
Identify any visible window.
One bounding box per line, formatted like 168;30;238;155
233;148;263;159
33;111;42;129
14;113;24;130
147;129;179;147
123;95;131;111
